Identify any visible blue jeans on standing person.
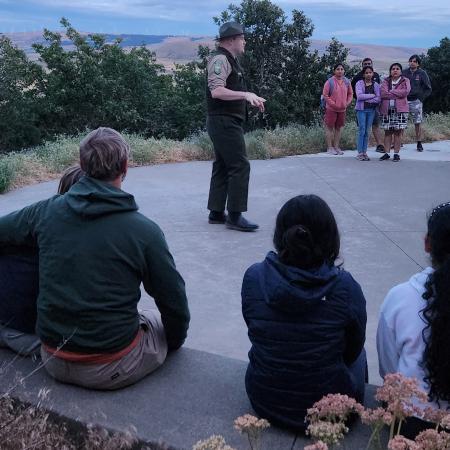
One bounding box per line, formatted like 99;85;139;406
356;109;376;153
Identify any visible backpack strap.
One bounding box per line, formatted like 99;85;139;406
328;77;335;96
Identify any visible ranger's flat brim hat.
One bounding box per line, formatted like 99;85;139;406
217;21;245;40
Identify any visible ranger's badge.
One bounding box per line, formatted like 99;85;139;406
214;60;222;75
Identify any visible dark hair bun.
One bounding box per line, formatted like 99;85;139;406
280;225;323;269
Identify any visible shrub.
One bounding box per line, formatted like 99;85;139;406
33;136;80;172
245;130;270;160
0;156;18;193
186;131;214;160
1;114;449;193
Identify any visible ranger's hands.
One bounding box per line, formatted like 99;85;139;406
245;92;266;112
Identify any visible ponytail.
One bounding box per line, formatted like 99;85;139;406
278;225;324;269
273;195;340;270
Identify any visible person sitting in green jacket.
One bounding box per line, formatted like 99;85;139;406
0;127;190;390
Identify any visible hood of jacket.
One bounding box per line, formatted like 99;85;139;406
408;266;434;295
258;251;340;313
64;176;138;219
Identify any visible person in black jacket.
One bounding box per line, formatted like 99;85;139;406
206;21;265;232
351;57;385;153
242;194;367;430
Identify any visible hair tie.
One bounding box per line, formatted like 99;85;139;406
296;226;308;237
429;202;450;223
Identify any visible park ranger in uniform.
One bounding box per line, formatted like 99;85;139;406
206;21;265;232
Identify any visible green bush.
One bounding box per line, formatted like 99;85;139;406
128;135;164;166
0;156;18;193
340;122;358;150
185;131;214;160
33;136;79;172
245;130;270;159
1;114;450;194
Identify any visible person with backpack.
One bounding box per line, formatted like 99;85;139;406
322;63;353;155
351;58;385;153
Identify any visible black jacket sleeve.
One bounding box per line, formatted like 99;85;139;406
343;274;367;365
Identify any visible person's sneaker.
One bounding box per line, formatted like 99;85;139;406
393;154;400;162
417;141;424;152
379;153;390;161
356;153;365;160
335;148;344;155
226;214;259;232
327;147;338;155
208;211;227;224
375;144;385;153
363;153;370;161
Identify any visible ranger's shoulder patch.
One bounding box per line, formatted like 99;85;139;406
214;60;222;75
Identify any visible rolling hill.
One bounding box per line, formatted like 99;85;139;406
2;31;427;72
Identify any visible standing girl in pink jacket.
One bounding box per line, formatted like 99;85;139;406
379;63;411;162
322;63;353;155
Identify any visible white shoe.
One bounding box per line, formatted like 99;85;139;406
327;147;338;155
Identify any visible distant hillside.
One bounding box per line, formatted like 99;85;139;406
3;31;427;72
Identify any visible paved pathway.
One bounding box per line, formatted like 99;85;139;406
1;141;449;384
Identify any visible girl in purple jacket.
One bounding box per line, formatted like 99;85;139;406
379;63;411;162
355;66;381;161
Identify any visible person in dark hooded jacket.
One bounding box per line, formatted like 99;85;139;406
0;128;190;390
242;194;367;430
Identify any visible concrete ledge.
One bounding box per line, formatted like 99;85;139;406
0;347;381;449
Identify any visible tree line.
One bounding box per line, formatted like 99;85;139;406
0;0;449;153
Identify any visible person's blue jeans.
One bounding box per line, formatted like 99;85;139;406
356;109;376;153
347;349;367;403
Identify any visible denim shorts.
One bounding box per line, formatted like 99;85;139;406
408;99;423;124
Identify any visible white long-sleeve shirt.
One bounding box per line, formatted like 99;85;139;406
377;267;449;411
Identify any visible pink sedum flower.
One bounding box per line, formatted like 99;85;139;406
415;428;450;449
306;393;363;423
376;373;428;420
387;435;420;450
233;414;269;433
304;441;329;450
439;414;450;431
360;407;394;426
422;407;448;425
306;420;348;446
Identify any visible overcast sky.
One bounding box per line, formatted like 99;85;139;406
1;0;448;47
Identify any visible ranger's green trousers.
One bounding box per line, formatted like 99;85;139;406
207;115;250;213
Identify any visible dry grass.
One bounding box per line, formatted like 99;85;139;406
0;355;171;450
0;392;170;450
1;112;449;194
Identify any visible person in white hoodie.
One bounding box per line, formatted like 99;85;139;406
377;201;450;438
